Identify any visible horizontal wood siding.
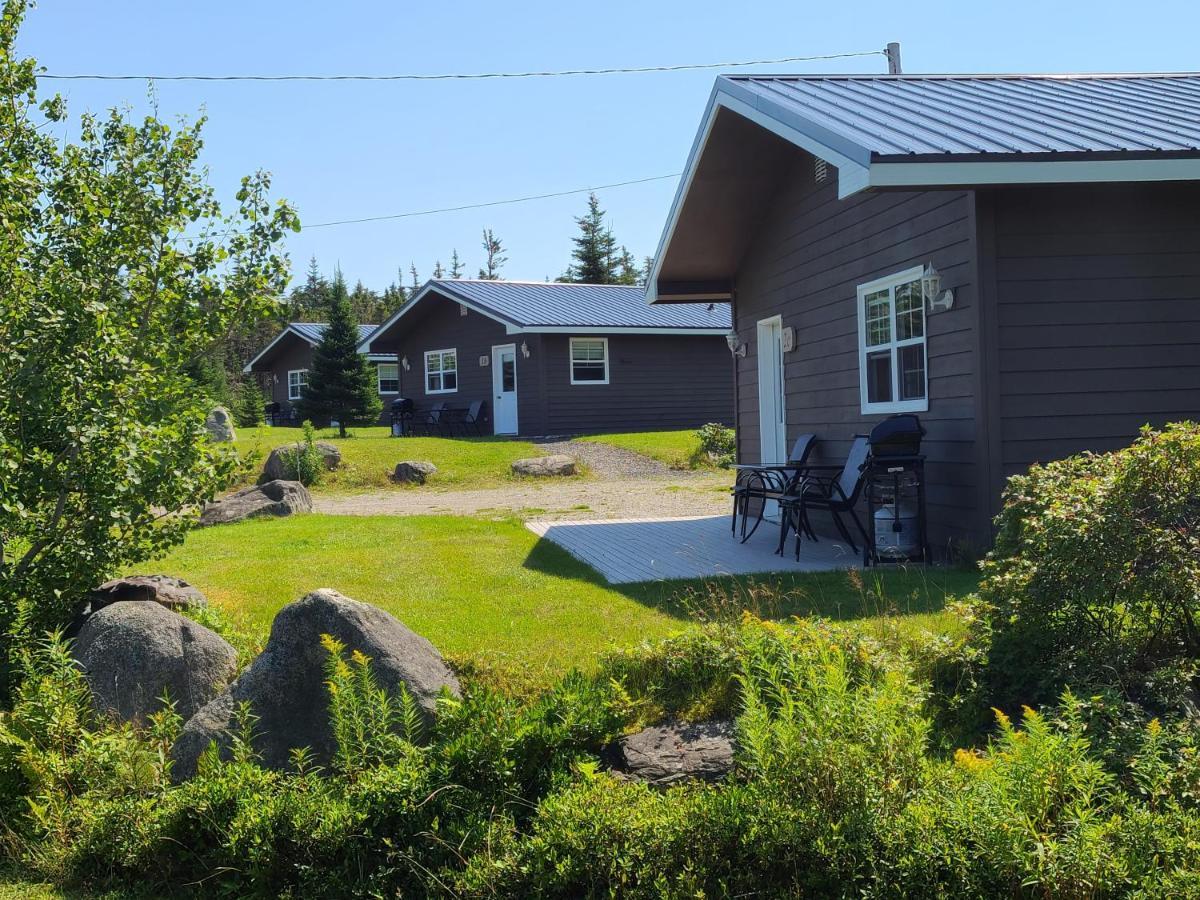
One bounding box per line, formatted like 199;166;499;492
536;333;734;435
733;153;983;553
991;183;1200;476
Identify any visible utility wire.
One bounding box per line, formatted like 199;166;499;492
39;50;883;82
304;173;681;229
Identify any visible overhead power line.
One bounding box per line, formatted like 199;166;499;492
303;173;681;230
39;50;884;83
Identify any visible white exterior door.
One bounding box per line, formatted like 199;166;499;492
491;344;518;435
756;316;787;464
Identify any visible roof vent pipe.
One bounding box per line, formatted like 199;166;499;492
885;42;902;75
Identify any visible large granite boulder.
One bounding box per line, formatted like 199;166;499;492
205;406;236;442
90;575;207;611
606;720;734;788
198;479;312;527
262;441;341;481
73;602;238;724
172;589;460;778
511;454;577;477
392;460;437;485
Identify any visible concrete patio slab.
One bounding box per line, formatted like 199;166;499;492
526;514;860;584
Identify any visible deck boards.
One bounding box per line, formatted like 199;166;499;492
527;514;859;584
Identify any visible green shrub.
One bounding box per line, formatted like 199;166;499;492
278;420;324;486
693;422;735;468
978;422;1200;717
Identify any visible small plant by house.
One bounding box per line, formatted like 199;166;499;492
277;421;325;486
694;422;736;468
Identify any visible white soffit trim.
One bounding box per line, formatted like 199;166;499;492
869;156;1200;189
503;325;729;336
242;325;316;374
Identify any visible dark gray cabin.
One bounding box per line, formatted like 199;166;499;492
359;280;733;436
649;73;1200;556
243;323;396;423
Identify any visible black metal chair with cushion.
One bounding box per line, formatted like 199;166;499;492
458;400;487;436
418;402;448;436
730;433;817;542
779;434;872;559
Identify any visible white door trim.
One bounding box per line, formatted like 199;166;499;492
491;343;518;435
756;315;786;464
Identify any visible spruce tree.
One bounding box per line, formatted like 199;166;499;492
448;249;464;279
295;271;382;437
232;378;266;426
478;228;507;279
560;193;619;283
409;262;421;296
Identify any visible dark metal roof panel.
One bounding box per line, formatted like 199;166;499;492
723;74;1200;157
431;280;731;329
290;322;378;343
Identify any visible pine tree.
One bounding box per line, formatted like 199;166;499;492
478;228;507;279
448;249;464;279
232;378;266;426
295;271;382;437
409;263;421;296
613;246;641;286
560;193;620;284
289;256;331;319
433;260;445;279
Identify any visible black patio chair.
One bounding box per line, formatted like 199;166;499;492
457;400;487;436
778;434;872;559
730;433;817;542
417;402;448;436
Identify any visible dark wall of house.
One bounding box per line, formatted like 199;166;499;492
534;333;733;434
731;152;984;553
983;182;1200;494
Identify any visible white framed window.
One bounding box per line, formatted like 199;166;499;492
424;349;458;394
855;265;928;414
287;369;308;402
377;363;399;395
569;337;609;385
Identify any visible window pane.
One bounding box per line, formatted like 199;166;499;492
501;359;515;392
896;279;924;340
427;372;440;392
427;355;441;374
866;350;892;404
898;343;926;401
442;351;456;372
572;363;605;382
378;364;399;393
443;371;457;390
864;289;891;347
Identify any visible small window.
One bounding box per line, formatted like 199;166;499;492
377;363;399;395
424;349;458;394
569;337;609;385
287;369;308;402
856;266;928;414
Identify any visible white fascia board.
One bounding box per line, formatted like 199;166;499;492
868;156;1200;189
646;80;875;306
357;281;519;352
504;325;729;336
242;325;317;374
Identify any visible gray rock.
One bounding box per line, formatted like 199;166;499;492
511;454;578;477
198;479;312;527
73;601;238;724
607;720;734;788
90;575;207;611
205;406;236;442
262;441;341;481
392;460;437;484
172;589;460;778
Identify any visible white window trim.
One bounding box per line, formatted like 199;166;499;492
569;336;610;386
287;368;308;402
855;265;929;415
423;348;458;395
376;362;399;395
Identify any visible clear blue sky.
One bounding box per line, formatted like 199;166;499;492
19;0;1199;293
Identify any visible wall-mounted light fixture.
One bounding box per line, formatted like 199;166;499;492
725;330;747;358
401;356;411;372
922;263;955;312
520;341;530;359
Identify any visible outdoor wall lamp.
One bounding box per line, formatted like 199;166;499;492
520;341;530;359
725;330;747;358
922;263;955;312
401;356;411;372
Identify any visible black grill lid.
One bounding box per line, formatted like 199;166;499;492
868;414;925;456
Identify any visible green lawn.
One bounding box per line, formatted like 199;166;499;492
232;426;543;492
143;514;979;684
578;428;708;469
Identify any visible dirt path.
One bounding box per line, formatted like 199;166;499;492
314;472;732;521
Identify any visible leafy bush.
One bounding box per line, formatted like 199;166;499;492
978;422;1200;716
694;422;735;468
279;420;325;486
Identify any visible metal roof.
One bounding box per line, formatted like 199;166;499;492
289;322;378;344
419;280;730;329
722;73;1200;159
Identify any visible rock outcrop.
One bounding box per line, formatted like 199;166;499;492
511;454;577;477
172;589;460;778
73;601;238;724
262;441;341;481
392;461;437;484
90;575;207;611
606;720;734;788
198;479;312;527
204;406;236;442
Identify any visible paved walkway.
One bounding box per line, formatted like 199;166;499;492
527;514;861;583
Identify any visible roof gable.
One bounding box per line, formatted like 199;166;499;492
243;322;385;373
